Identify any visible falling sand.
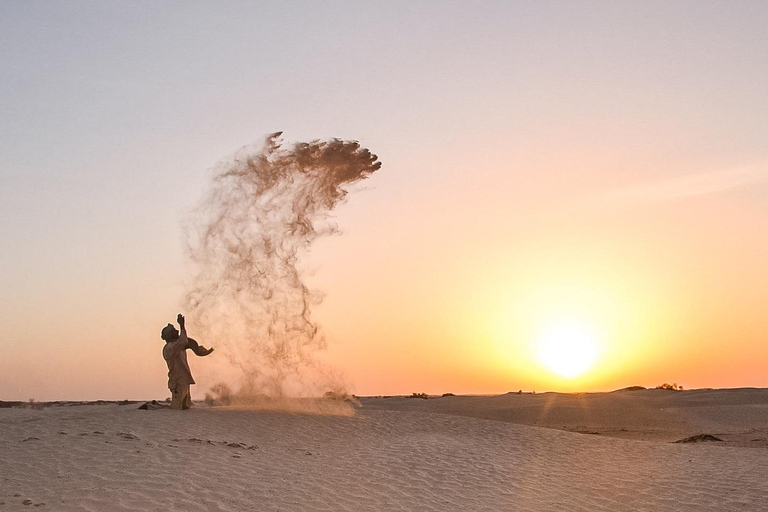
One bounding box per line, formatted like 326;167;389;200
184;133;380;401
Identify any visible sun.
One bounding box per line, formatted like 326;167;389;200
535;321;600;378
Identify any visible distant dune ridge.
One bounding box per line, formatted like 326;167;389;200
365;387;768;447
2;388;768;511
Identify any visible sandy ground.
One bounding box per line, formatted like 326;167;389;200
1;389;767;511
363;388;768;447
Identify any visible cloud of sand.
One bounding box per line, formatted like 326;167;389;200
204;383;358;416
184;132;381;400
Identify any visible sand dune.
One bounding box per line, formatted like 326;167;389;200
1;391;767;511
364;388;768;447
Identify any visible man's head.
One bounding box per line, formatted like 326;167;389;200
161;323;179;342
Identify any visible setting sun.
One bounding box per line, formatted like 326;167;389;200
536;321;600;378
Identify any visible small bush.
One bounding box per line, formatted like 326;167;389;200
410;392;429;399
656;383;683;391
27;398;44;410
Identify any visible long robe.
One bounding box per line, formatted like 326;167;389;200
163;332;195;391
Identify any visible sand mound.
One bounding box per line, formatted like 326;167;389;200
363;388;768;446
674;434;724;443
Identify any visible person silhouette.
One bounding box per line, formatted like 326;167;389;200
161;314;213;410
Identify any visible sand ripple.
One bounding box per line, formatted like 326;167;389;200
1;403;766;511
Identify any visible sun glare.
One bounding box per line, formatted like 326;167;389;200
536;321;600;378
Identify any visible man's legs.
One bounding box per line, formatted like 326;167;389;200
183;386;192;410
170;385;190;410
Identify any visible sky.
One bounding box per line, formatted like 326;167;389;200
1;1;767;400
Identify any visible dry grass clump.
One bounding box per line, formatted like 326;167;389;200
656;383;684;391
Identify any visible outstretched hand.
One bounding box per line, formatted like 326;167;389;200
177;313;185;327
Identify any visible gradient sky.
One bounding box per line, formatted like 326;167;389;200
2;1;767;400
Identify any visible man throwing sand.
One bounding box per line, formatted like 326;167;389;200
161;314;214;410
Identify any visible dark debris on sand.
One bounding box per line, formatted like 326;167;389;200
673;434;724;443
138;400;170;410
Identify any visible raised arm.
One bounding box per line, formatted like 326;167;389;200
177;313;187;337
176;313;189;348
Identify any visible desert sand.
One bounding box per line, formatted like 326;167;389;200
1;388;767;511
